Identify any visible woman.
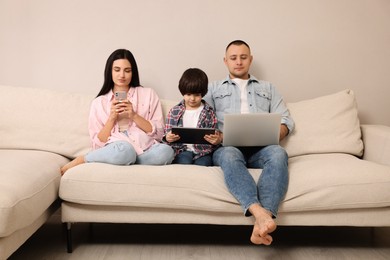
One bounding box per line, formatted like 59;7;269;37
61;49;174;174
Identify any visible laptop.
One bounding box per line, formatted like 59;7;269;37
222;113;281;147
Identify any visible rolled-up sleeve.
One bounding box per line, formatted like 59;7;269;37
143;88;165;142
269;84;295;135
88;97;108;149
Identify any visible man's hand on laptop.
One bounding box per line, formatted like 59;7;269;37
279;124;289;141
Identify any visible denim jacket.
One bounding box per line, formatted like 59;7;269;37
203;75;294;134
163;100;218;159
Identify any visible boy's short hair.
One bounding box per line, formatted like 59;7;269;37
178;68;208;97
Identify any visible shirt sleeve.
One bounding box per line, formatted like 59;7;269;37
144;88;165;142
88;97;108;149
204;83;215;109
269;84;295;134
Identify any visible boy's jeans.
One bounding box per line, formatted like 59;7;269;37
173;150;212;166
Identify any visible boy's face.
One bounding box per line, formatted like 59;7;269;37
183;93;203;110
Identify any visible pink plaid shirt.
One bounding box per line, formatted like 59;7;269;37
88;87;165;155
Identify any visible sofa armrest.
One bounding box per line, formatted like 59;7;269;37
361;124;390;166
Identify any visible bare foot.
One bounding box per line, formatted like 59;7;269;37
249;204;277;245
250;229;273;245
60;156;85;175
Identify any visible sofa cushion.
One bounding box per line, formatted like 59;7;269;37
0;85;93;158
60;164;244;213
60;153;390;214
281;89;364;157
162;91;364;158
161;99;178;118
280;153;390;212
0;150;68;237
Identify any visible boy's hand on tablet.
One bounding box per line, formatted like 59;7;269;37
204;131;223;145
166;131;180;143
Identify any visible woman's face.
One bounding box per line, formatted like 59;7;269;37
112;59;132;89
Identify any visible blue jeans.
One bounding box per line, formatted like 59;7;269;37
85;141;174;165
173;151;212;166
212;145;288;217
136;143;175;165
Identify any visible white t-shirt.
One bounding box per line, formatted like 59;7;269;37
232;78;249;114
118;113;130;132
182;104;204;151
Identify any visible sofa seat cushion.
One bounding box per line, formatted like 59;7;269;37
60;164;245;213
280;153;390;212
0;150;68;237
60;153;390;214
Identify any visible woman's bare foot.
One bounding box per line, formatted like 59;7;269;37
60;156;85;175
249;204;277;245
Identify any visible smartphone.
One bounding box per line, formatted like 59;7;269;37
114;91;127;101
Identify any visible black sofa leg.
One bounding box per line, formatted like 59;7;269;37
66;222;73;253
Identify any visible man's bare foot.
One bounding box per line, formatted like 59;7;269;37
250;229;273;245
60;156;85;175
249;204;277;245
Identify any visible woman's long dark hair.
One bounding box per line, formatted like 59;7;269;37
96;49;140;97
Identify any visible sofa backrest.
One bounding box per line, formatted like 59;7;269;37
0;85;363;159
0;85;93;158
162;90;363;158
281;89;363;157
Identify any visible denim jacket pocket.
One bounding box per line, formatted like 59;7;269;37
255;90;271;100
213;90;233;112
254;90;271;112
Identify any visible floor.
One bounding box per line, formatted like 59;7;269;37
8;212;390;260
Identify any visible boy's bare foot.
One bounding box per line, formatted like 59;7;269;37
249;204;277;245
60;156;85;175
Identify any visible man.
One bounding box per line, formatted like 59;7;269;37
204;40;294;245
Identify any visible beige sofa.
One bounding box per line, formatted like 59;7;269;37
0;85;92;259
1;85;389;257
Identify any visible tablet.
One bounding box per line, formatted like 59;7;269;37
171;127;215;144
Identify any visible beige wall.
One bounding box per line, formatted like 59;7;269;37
1;0;389;126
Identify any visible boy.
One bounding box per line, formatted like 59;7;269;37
164;68;218;166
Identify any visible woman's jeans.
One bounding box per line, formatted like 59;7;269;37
212;145;288;217
85;141;174;165
173;151;212;166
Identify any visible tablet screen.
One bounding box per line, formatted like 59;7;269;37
171;127;215;144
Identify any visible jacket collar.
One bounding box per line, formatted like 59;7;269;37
221;74;259;85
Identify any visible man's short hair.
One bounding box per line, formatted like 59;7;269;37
226;40;251;52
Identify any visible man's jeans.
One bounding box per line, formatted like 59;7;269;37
212;145;288;217
85;141;174;165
